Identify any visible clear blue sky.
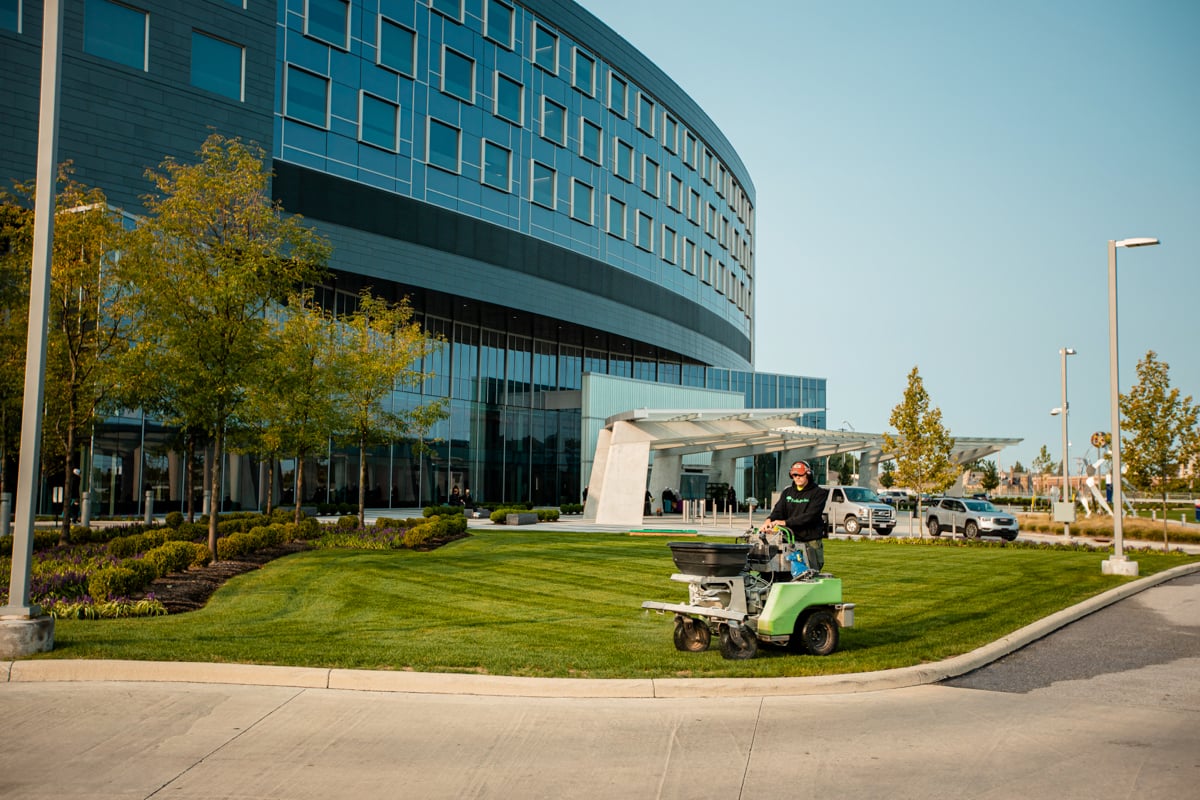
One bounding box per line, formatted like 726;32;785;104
578;0;1199;473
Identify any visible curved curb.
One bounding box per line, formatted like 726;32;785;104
4;562;1198;698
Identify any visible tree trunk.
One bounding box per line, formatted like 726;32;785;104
294;453;305;525
58;427;76;545
358;436;367;528
265;455;274;516
1161;491;1170;551
185;434;196;523
208;431;222;560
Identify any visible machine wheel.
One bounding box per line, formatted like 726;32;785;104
673;617;711;652
964;521;980;540
927;518;941;537
793;609;839;656
877;527;894;537
843;516;861;535
718;624;759;660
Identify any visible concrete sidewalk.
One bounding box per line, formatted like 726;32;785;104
3;569;1198;800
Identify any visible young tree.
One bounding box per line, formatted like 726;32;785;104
330;290;446;528
0;194;30;495
1;167;133;542
878;459;896;489
1120;350;1200;547
237;291;340;522
882;366;958;529
979;460;1000;494
120;135;329;558
1031;444;1057;477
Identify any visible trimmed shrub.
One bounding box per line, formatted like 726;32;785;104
336;515;359;531
537;509;560;522
108;530;168;559
423;505;465;518
165;511;184;528
144;540;198;577
88;566;142;600
189;542;212;568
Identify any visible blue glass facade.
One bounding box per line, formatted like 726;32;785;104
0;0;826;513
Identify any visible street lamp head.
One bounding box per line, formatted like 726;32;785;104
1115;237;1160;249
1051;407;1063;416
1061;347;1076;356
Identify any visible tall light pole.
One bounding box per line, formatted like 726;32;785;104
1;0;62;656
1050;347;1076;536
1103;237;1160;577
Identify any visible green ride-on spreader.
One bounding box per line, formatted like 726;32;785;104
641;528;854;660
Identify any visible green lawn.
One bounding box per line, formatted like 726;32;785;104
35;531;1197;679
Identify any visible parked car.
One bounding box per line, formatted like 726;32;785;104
924;497;1018;541
823;485;896;535
877;490;909;506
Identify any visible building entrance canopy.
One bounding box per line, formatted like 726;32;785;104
582;409;1020;526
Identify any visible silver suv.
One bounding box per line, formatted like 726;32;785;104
924;497;1019;541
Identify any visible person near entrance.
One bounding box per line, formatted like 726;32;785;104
761;460;829;572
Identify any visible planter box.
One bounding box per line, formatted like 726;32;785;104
506;512;538;525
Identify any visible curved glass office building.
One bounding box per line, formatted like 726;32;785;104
1;0;825;512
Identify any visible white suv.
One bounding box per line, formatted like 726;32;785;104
824;486;896;535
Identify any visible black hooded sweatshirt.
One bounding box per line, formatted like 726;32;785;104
766;481;829;542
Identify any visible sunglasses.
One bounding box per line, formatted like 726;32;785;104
789;471;807;478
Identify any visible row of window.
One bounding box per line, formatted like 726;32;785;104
293;0;754;259
284;55;753;274
20;0;249;101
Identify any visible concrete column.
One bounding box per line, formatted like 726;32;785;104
858;449;882;488
144;490;154;524
587;421;654;526
79;491;91;527
647;453;682;515
1;493;11;537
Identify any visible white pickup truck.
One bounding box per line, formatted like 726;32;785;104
823;485;896;536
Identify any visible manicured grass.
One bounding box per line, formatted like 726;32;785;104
37;531;1197;679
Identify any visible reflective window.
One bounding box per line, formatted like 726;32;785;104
687;189;700;223
667;173;682;211
443;47;474;103
683;238;696;274
580;119;601;164
84;0;148;71
613;139;633;182
531;161;556;208
573;48;594;95
541;97;565;145
482;141;511;191
485;0;513;47
662;226;676;264
378;17;415;75
684;131;696;168
430;0;462;22
428;118;461;173
191;31;243;101
637;92;655;136
361;93;398;151
607;196;625;239
495;73;522;124
636;211;652;251
608;72;627;117
663;114;678;153
533;22;557;72
305;0;348;49
643;157;659;197
0;0;19;32
285;65;329;127
571;180;593;224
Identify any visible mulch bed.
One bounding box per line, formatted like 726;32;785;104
143;542;311;614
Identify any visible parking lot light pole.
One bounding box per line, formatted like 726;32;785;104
1052;347;1076;537
1102;237;1159;577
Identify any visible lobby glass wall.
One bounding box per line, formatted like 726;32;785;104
73;314;823;514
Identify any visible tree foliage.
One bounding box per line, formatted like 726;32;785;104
0;190;31;495
1031;444;1057;477
883;366;958;526
979;460;1000;493
330;290;447;527
878;460;896;489
119;134;329;557
1119;350;1200;546
0;166;133;542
